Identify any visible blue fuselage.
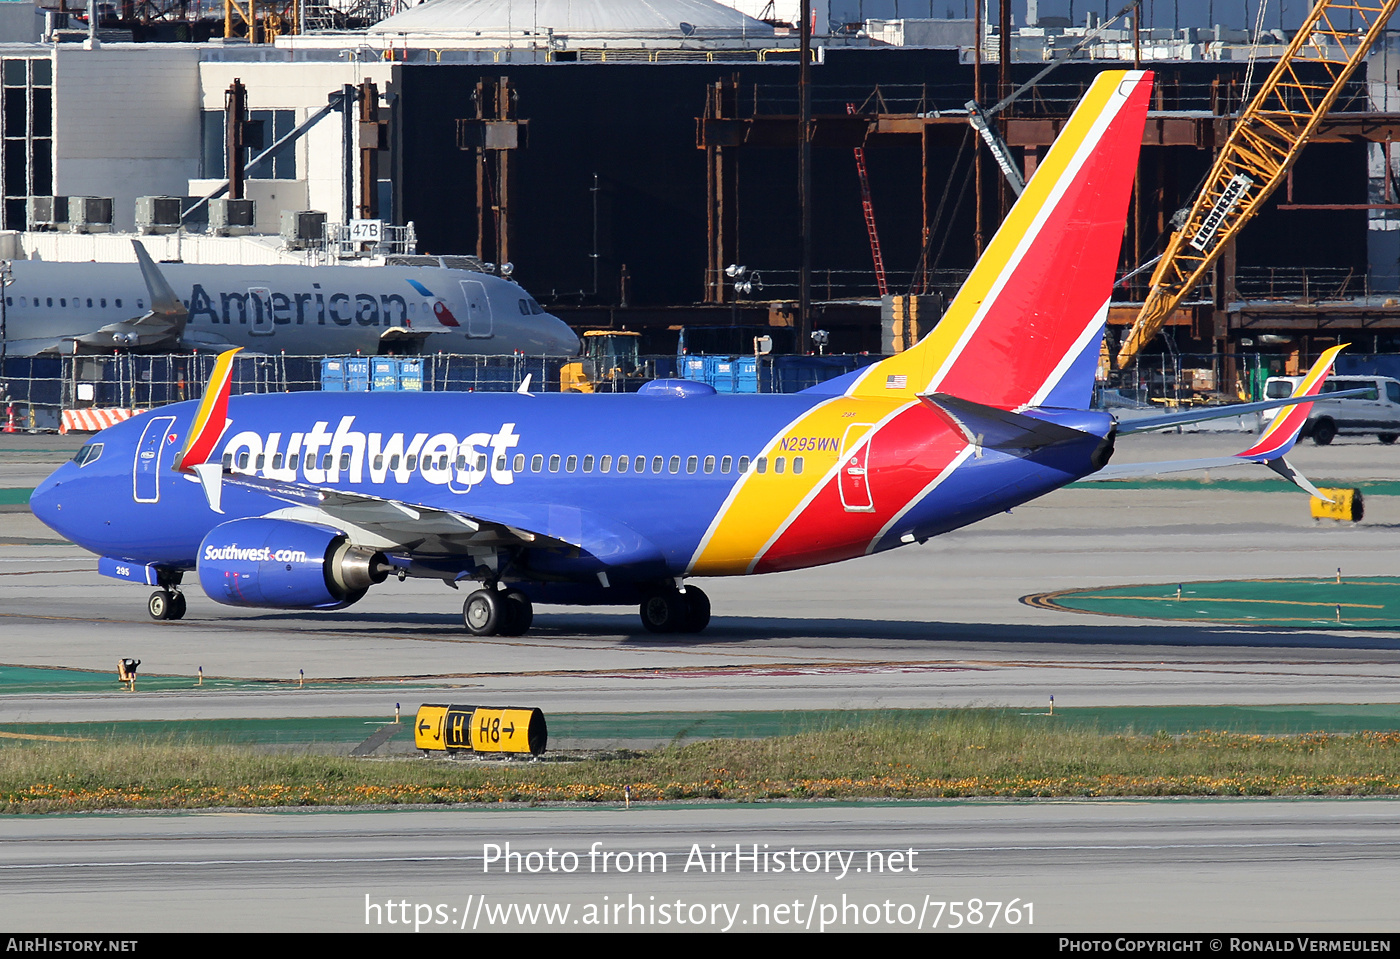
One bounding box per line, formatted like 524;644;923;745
31;391;1113;603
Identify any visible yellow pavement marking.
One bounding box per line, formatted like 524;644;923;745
1103;596;1384;610
0;730;95;742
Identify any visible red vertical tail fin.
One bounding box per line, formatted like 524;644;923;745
846;70;1153;409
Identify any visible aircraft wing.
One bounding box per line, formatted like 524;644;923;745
1086;453;1332;500
67;240;190;353
1086;345;1347;500
1114;389;1369;434
173;348;576;561
190;467;575;555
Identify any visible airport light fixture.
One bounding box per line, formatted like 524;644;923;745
726;264;763;297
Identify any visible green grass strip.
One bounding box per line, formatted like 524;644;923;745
6;712;1400;812
6;705;1400;750
0;489;31;506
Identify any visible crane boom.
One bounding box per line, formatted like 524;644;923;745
1116;0;1400;367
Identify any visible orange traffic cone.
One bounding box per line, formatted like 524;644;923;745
2;405;14;433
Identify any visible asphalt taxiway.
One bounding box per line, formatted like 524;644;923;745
4;432;1400;721
5;800;1399;932
3;430;1400;931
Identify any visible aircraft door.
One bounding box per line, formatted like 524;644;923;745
837;423;876;513
133;415;177;503
459;280;494;338
249;287;274;336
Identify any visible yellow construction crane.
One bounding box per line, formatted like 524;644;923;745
1117;0;1400;367
225;0;299;40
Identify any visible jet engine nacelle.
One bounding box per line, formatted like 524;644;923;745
197;517;389;609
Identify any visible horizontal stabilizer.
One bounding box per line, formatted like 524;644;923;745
919;393;1096;451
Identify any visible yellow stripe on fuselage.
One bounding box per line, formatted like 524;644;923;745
846;74;1124;401
688;395;909;575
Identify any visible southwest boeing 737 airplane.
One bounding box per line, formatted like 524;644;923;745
2;247;580;357
28;70;1347;636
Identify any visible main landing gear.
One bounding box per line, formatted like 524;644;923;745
462;587;534;637
147;588;187;621
639;585;710;634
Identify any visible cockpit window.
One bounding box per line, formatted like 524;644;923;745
71;443;103;467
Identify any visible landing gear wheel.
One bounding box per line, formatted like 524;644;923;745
1313;419;1337;446
463;589;504;636
679;586;711;633
1380;433;1398;445
147;590;173;621
499;589;534;636
167;591;187;621
640;590;688;634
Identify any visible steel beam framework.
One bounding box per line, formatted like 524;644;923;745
1117;0;1400;367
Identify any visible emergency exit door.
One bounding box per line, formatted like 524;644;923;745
837;423;875;512
460;280;494;338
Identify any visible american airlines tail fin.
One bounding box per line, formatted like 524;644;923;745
839;70;1152;409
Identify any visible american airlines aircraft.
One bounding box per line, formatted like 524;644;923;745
0;244;581;357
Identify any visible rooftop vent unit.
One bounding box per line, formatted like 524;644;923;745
135;196;183;235
280;210;326;249
67;196;113;234
27;196;68;232
210;198;255;236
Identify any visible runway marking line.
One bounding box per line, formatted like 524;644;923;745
1025;576;1400;629
1105;596;1384;609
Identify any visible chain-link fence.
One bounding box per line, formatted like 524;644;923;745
4;349;1376;433
0;351;887;431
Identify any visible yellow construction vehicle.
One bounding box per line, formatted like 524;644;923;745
560;330;646;392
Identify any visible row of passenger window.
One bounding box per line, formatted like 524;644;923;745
8;296;131;309
526;452;805;476
224;449;807;477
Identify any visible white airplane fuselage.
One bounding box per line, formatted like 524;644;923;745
0;260;580;356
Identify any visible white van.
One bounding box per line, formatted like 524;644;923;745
1262;374;1400;445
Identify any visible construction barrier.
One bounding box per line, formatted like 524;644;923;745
60;406;146;431
60;408;145;434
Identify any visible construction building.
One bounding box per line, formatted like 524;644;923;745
0;0;1394;375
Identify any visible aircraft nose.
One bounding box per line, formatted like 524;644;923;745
28;465;68;536
543;315;580;356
